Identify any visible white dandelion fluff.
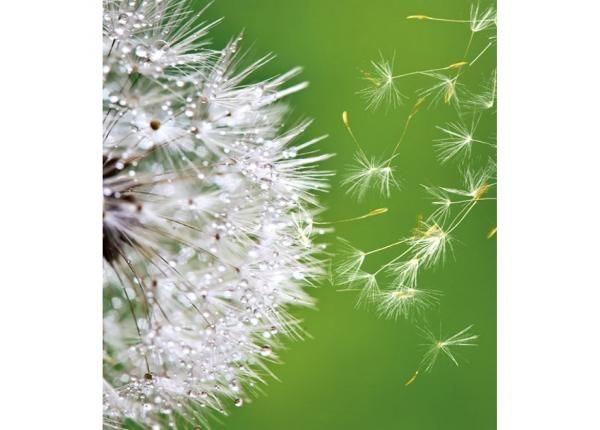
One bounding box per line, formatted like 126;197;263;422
434;118;493;163
341;152;398;201
358;53;405;110
419;325;479;372
103;0;330;428
377;287;440;320
469;3;497;33
418;72;462;106
465;69;497;111
408;222;452;268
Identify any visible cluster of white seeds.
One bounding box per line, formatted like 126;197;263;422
102;1;330;428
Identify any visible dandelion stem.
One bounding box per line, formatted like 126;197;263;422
450;197;496;205
470;42;493;66
342;111;367;157
386;98;424;166
374;247;414;275
314;208;388;225
112;265;152;374
391;65;458;80
407;15;495;24
365;239;406;256
448;200;478;233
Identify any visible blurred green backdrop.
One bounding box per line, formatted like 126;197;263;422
199;0;496;429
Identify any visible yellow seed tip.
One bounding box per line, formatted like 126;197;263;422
367;208;388;217
487;226;497;239
342;111;350;128
474;183;490;200
405;370;419;386
449;61;469;69
407;15;430;20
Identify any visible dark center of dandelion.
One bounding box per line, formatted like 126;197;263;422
149;119;161;131
103;156;140;262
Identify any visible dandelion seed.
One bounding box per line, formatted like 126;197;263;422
470;3;497;33
385;257;420;288
353;271;380;307
359;53;405;110
419;325;479;372
335;239;366;284
465;69;497;110
422;185;453;222
487;226;497;239
419;73;461;106
342;152;398;200
462;161;496;200
409;222;452;268
377;287;440;320
435;119;491;163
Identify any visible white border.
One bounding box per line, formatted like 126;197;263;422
499;0;600;428
1;1;101;428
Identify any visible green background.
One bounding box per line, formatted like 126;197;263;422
200;0;496;429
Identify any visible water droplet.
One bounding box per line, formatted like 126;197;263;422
135;45;148;58
234;398;243;407
260;345;272;357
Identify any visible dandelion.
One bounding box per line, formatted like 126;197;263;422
435;118;492;163
377;287;440;320
359;53;404;110
342;152;398;200
103;0;330;428
419;325;479;372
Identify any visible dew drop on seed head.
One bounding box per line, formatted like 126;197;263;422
234;398;243;407
135;45;149;58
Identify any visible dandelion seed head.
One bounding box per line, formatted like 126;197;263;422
103;1;330;427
